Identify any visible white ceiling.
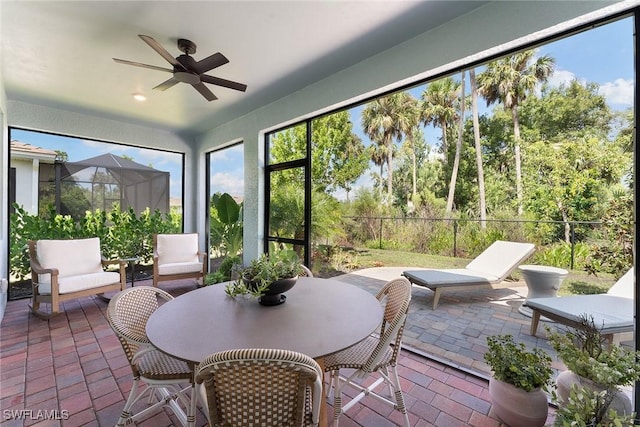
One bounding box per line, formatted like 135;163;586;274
1;1;486;137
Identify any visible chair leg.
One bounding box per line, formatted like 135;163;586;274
389;365;410;427
331;370;343;426
117;377;141;426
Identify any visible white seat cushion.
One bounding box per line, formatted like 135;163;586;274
38;271;121;295
158;262;203;276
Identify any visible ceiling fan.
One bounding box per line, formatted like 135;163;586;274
113;35;247;101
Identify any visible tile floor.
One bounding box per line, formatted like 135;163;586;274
1;274;560;427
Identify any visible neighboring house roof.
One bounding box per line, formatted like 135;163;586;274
10;140;57;162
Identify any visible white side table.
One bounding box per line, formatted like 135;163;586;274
518;264;568;318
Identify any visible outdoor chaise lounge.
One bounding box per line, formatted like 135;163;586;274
524;268;634;344
402;240;536;309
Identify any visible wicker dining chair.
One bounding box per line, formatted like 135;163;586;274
324;277;412;427
195;348;323;427
107;286;197;427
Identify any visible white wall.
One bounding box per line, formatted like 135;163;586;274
196;0;626;261
0;0;8;283
11;158;38;214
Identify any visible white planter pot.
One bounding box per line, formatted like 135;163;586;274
489;377;549;427
556;370;632;415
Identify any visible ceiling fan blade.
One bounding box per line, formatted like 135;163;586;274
113;58;173;73
153;77;180;91
192;82;218;101
200;75;247;92
138;34;185;70
193;52;229;74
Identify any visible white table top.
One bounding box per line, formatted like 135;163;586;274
519;264;568;276
146;277;383;363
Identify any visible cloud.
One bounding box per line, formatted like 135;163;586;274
547;69;579;88
210;172;245;197
598;78;634;106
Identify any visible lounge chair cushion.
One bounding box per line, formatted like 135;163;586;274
37;238;103;281
525;268;635;337
403;269;497;287
606;268;634;298
466;241;535;280
404;240;535;289
524;294;633;335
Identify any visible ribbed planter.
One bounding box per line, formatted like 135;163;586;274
489;377;549;427
556;370;632;415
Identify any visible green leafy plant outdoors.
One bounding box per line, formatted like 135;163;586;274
209;193;243;258
484;334;553;392
553;384;636;427
546;315;640;389
9;203;180;281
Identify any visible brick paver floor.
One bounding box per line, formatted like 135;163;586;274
0;270;564;426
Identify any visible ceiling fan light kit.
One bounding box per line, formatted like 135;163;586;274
113;35;247;102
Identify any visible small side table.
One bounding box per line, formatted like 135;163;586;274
121;257;141;287
518;264;568;318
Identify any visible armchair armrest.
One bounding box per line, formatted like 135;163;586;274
30;260;59;278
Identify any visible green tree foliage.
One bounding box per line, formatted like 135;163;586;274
269;112;368;197
362;92;418;202
519;80;628;243
477;49;555;215
420;77;461;161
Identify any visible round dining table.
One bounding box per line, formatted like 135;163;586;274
146;277;383;363
146;276;383;427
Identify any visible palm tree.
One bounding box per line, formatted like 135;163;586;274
420;77;461;164
469;68;487;227
362;92;417;202
445;71;466;215
477;49;555;215
369;143;388;199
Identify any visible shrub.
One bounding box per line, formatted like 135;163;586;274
484;334;553;392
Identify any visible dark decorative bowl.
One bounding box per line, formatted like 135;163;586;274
251;276;298;306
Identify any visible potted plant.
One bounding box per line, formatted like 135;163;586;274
546;315;640;418
552;384;636;427
484;334;553;427
224;250;303;305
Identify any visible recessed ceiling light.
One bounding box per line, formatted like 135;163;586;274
132;93;146;102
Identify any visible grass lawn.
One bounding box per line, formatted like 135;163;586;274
337;247;617;297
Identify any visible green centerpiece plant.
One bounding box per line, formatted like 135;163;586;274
224;250;303;301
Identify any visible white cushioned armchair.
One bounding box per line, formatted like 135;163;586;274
152;233;207;288
28;237;126;319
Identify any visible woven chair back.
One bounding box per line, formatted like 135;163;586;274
363;277;412;372
195;348;322;427
107;286;174;364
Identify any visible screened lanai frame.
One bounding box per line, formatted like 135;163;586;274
38;153;170;218
263;7;639;410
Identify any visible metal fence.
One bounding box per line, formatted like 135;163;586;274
342;216;602;270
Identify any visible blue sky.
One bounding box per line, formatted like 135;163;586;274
10;17;634;202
